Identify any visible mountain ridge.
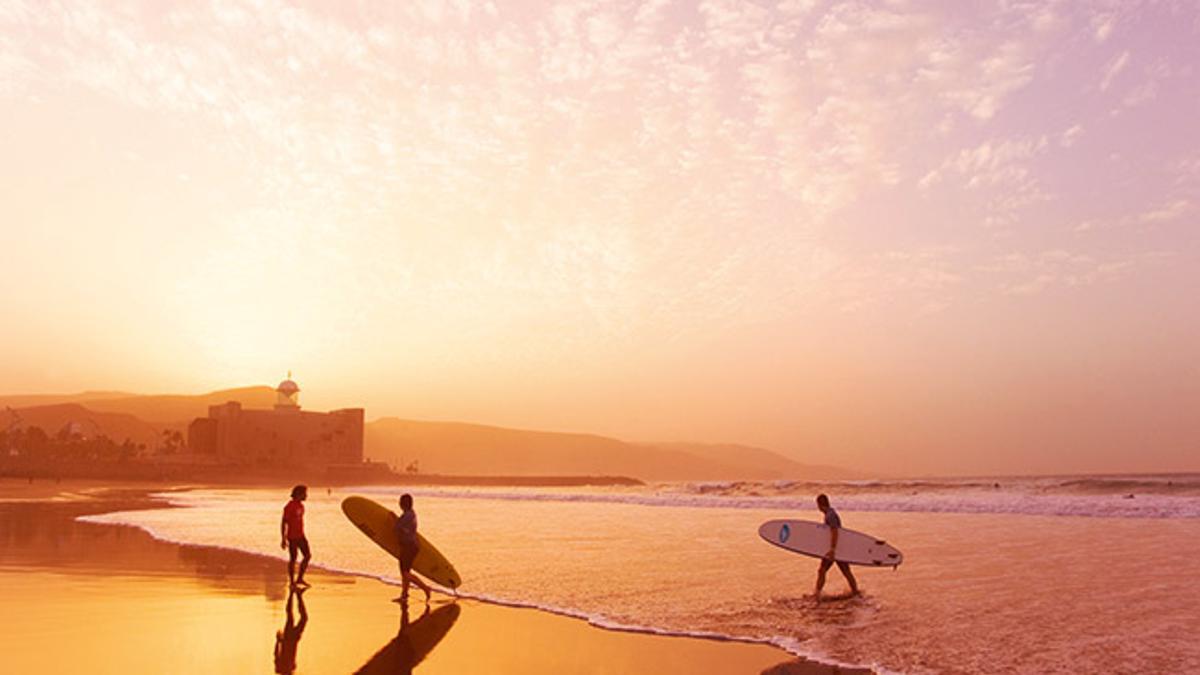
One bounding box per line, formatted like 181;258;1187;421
2;388;861;480
365;416;861;481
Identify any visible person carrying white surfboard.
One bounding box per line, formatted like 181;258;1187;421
815;493;859;600
395;494;432;604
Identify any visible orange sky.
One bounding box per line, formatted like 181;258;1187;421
1;1;1198;476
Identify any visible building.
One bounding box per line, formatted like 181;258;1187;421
187;376;364;468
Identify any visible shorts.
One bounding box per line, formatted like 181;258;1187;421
398;545;418;574
819;556;851;573
287;537;311;561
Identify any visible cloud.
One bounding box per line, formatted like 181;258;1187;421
1092;13;1116;43
952;41;1036;120
919;136;1051;228
1100;50;1130;91
1138;199;1191;223
699;0;771;52
0;0;1195;340
1060;124;1084;147
1116;59;1174;111
982;249;1156;296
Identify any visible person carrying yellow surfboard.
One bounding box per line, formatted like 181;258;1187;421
395;494;432;604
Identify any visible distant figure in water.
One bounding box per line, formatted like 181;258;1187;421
815;493;859;600
281;485;311;588
395;493;432;604
273;587;308;674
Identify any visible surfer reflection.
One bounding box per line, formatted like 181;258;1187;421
354;602;461;675
395;494;432;604
273;587;308;674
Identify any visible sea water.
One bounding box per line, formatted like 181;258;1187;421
80;475;1200;673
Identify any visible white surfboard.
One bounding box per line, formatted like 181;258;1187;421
759;519;903;568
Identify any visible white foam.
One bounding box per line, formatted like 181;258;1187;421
349;484;1200;519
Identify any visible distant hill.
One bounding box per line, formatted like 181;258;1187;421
0;391;136;409
649;442;860;481
0;387;277;428
77;387;278;426
2;387;861;480
2;403;162;449
365;418;859;481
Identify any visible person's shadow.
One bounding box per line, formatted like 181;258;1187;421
354;598;461;675
274;587;309;674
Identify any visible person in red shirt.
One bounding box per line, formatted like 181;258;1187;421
281;485;311;588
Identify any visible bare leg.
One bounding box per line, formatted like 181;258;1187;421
294;540;312;586
837;561;859;595
815;558;833;599
288;548;297;587
402;571;432;602
296;556;310;586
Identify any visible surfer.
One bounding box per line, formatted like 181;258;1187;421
396;494;432;604
281;485;312;588
814;493;859;600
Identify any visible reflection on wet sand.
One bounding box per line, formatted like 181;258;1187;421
0;498;293;599
274;588;309;674
355;601;462;674
761;660;873;675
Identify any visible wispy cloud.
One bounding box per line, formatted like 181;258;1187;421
1138;199;1191;224
0;0;1196;335
1092;13;1116;43
982;249;1159;296
1100;50;1130;91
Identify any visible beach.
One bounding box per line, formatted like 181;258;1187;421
57;476;1200;673
6;476;1200;673
0;480;845;674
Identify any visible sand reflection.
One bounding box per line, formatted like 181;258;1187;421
355;602;461;674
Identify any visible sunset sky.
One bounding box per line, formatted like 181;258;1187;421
1;1;1197;476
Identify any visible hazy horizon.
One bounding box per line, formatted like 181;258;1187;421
2;1;1198;476
3;383;1197;480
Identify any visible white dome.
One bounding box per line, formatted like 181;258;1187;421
276;379;300;395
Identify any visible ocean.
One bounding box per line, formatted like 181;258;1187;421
80;474;1200;673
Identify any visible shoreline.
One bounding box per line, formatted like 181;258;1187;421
0;480;866;674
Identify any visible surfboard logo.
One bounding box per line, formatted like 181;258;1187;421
779;523;790;543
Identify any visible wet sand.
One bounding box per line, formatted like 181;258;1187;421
0;477;158;501
0;484;860;674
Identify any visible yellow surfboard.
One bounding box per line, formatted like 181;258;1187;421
341;496;462;590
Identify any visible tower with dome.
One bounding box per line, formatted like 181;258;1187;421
187;374;364;469
275;373;301;411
